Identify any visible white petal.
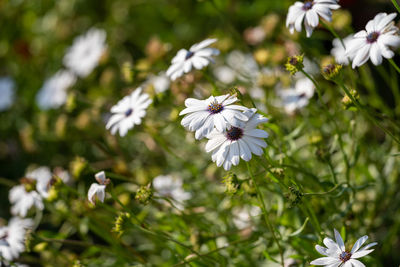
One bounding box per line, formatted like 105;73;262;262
310;257;340;265
334;229;345;252
369;43;382;65
306;10;319;27
348;259;366;267
350;235;368;254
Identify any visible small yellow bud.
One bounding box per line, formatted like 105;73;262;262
321;63;342;80
342;89;359;109
285;55;304;75
135;184;153;204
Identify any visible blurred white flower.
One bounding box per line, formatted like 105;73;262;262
213;66;236;84
278;77;315;114
36;70;76;110
311;229;377;266
286;0;340;37
63;28;107;77
26;166;53;198
0;77;15;112
205;108;269;171
232;206;261;229
153;175;191;209
166;39;220;81
9;185;43;217
331;35;354;65
88;171;110;205
0;217;33;262
226;50;259;82
347;13;400;68
180;94;249;140
106;87;152;137
147;72;170;93
9;166;52;217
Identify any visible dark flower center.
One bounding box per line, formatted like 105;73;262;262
226;127;243;141
185;51;195;60
208;101;224;114
339;251;352;262
0;232;8;240
303;1;313;10
367;32;380;43
125;108;133;117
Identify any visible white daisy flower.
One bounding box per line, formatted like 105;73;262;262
0;217;33;262
0;77;15;112
180;94;249;140
106;87;152;137
346;13;400;68
310;229;377;267
63;28;107;77
153;175;191;210
9;166;53;217
278;77;315;114
286;0;340;37
331;35;354;65
88;171;110;205
36;70;76;110
205;108;269;171
213;65;237;84
166;39;220;81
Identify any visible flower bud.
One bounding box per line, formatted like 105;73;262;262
322;63;342;80
222;172;239;195
285;55;304;75
135;184;153;204
342;88;359;109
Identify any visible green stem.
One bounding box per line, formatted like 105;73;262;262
202;69;220;95
391;0;400;14
301;70;351;184
320;20;344;48
337;81;400;145
389;58;400;75
246;162;284;266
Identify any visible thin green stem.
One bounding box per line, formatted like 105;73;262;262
389;58;400;75
320;20;344;48
326;159;338;184
391;0;400;14
301;70;351;184
202;69;220;95
246;162;284;266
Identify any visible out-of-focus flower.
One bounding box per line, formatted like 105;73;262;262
36;70;76;110
166;39;219;81
153;175;191;209
106;87;152;137
0;77;15;112
26;166;53;198
232;206;261;229
88;171;110;205
63;28;107;77
286;0;340;37
226;50;259;81
9;166;52;217
180;94;249;140
243;26;266;45
205;108;269;170
0;217;33;262
331;35;353;65
213;66;236;84
146;72;170;94
346;13;400;68
310;229;377;266
278;77;315;114
9;185;43;217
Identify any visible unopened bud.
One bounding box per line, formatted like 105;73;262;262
322;63;342;80
135;184;153;204
285;55;304;75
